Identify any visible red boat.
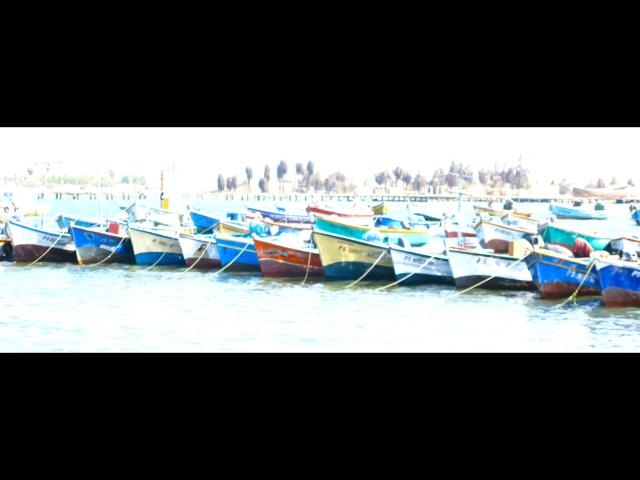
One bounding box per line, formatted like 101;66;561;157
253;236;324;278
306;201;373;223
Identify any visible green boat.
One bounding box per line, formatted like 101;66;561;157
540;223;611;251
314;215;429;246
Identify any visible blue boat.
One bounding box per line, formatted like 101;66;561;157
632;209;640;225
189;210;247;234
526;249;600;299
56;214;102;231
549;204;608;220
595;257;640;307
215;233;260;271
70;223;135;265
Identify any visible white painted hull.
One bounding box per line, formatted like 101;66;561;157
474;220;531;252
178;234;220;266
501;214;539;232
7;221;75;251
389;246;453;284
129;227;182;256
447;246;533;289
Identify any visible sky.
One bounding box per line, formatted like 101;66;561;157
1;127;639;189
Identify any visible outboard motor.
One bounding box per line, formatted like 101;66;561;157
503;198;513;210
622;251;638;263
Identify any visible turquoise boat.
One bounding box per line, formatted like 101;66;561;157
314;215;429;247
549;204;608;220
540;224;611;251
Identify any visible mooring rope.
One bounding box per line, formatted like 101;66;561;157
142;237;177;271
342;249;387;289
375;253;437;291
554;260;596;308
440;252;530;301
301;249;313;285
213;241;251;274
83;234;128;267
178;235;216;275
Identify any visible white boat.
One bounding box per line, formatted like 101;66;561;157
178;233;220;269
446;242;534;290
389;241;453;285
124;203;181;227
474;220;533;253
128;226;185;266
501;213;540;233
6;220;76;263
608;236;640;257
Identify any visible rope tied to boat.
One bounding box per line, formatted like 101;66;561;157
301;249;313;285
23;230;69;267
342;249;387;289
178;235;216;275
554;260;596;308
213;241;251;275
375;253;437;291
441;251;530;301
83;234;128;267
142;237;177;271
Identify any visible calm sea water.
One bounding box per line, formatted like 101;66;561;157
1;197;639;352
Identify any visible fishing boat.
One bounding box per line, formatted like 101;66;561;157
633;209;640;225
608;236;640;257
128;226;185;266
501;213;540;232
246;205;312;224
214;233;260;271
307;201;373;223
446;241;535;290
6;221;76;263
56;214;102;232
549;203;608;220
526;248;600;299
406;202;443;222
70;222;135;265
314;215;429;246
313;229;394;281
474;220;535;253
594;256;640;307
218;219;250;235
253;235;323;278
388;241;454;285
189;210;247;234
178;233;221;269
124;203;181;227
260;217;312;234
372;202;389;215
473;205;531;218
540;224;611;251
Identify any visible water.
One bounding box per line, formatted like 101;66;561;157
1;197;639;352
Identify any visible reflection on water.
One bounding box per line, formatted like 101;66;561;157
1;199;639;352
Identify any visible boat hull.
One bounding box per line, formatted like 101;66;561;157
189;211;221;234
549;204;608;220
315;215;429;246
595;259;640;307
313;230;394;281
526;250;600;299
129;227;185;266
446;246;534;290
246;207;312;224
215;234;260;271
254;237;323;277
541;224;611;251
178;234;221;269
7;221;76;263
474;220;532;253
389;246;454;285
70;225;134;265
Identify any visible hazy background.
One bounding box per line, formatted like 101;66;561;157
1;127;638;190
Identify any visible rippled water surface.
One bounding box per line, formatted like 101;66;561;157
1;198;639;352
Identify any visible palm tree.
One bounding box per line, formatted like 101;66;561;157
217;174;225;192
277;160;288;193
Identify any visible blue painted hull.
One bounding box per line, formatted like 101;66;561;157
216;237;260;271
70;226;135;264
549;204;607;220
596;260;640;307
190;211;220;234
633;210;640;225
323;262;395;281
135;252;185;266
57;215;101;231
526;251;600;299
246;207;311;223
